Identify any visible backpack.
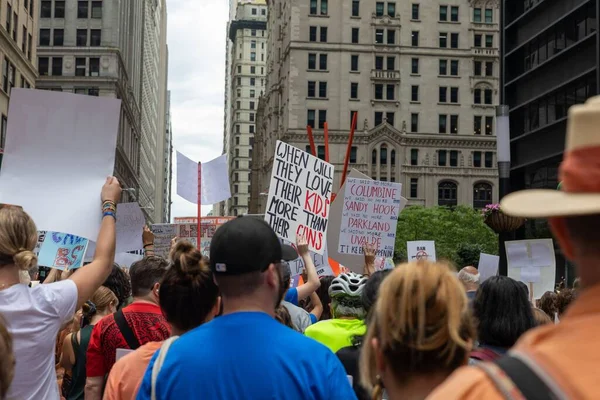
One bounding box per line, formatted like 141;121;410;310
471;347;502;362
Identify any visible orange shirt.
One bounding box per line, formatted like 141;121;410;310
428;283;600;400
103;341;163;400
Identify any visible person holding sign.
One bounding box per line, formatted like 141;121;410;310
0;177;121;400
283;235;321;307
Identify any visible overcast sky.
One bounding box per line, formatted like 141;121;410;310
167;0;229;219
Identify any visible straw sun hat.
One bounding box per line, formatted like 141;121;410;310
501;96;600;218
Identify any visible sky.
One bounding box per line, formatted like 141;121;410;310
167;0;229;219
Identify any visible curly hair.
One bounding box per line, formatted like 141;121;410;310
556;288;576;317
538;291;557;319
102;264;132;309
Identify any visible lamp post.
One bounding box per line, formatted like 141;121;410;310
497;105;510;276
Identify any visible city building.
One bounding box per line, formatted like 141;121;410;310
218;0;267;216
36;0;170;223
502;0;598;282
0;0;38;165
250;0;500;213
161;90;173;222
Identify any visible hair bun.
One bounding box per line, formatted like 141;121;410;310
13;249;37;271
170;241;206;276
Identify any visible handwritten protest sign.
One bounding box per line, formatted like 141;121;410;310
34;231;47;255
150;224;178;259
115;203;145;253
338;178;402;258
265;141;333;254
282;239;334;277
407;241;437;261
506;239;556;299
37;232;89;270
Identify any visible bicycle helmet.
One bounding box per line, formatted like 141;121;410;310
329;272;368;298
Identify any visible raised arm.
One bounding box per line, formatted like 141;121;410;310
363;244;377;277
295;235;321;302
70;177;121;310
309;291;323;321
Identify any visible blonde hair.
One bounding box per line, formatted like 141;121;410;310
0;314;14;400
0;208;38;271
360;261;474;395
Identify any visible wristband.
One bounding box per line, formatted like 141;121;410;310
103;211;116;221
143;243;154;248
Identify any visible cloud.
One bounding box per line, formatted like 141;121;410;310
167;0;229;219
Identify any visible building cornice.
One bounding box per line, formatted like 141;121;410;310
229;20;267;41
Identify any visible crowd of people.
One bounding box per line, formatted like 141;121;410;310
0;102;598;399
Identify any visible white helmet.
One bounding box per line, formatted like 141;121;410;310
329;272;368;298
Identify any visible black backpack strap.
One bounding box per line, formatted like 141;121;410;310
476;351;568;400
113;309;140;350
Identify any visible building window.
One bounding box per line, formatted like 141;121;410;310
352;0;360;16
250;66;256;74
351;55;359;71
350;111;358;127
450;150;458;167
474;34;482;47
53;29;64;46
411;85;419;102
28;34;32;60
308;53;316;70
249;113;255;122
90;29;101;46
411;113;419;132
40;29;50;46
321;0;328;15
91;1;102;18
439;150;447;166
77;1;88;18
411;58;419;74
310;0;318;14
484;88;493;104
387;29;396;44
375;56;383;70
376;2;384;16
387;56;395;70
251;40;256;49
438;181;458;206
372;149;377;164
388;2;396;16
380;144;387;164
439;5;448;21
41;1;52;18
485;61;493;76
89;57;100;76
386;112;395;126
318;110;327;128
412;4;419;20
485;34;493;48
473;151;482;167
319;54;328;70
350;146;357;163
474;61;482;76
351;28;359;43
450;87;459;103
386;84;395;100
485;152;493;168
474;116;482;135
439;59;447;75
350;82;358;99
250;52;256;61
391;149;396;165
439;32;448;48
411;31;419;46
410;149;419;165
410;178;418;198
38;57;49;76
54;1;65;18
249;101;255;110
451;33;459;48
249;125;255;133
77;29;87;46
2;58;8;93
473;8;481;22
308;81;316;97
474;182;493;208
375;84;383;100
319;82;327;98
485;116;493;135
450;6;459;22
320;27;328;42
450;59;459;75
484;9;493;23
52;57;63;76
0;115;6;149
251;7;257;15
439;115;447;133
309;26;317;42
450;115;458;133
375;29;384;44
374;111;383;126
439;87;447;103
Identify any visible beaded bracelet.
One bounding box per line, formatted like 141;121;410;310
103;211;116;221
102;201;117;213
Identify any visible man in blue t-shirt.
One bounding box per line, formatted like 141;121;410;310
283;234;321;306
137;217;356;400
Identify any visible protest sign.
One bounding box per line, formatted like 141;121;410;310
115;203;145;253
265;141;333;254
338;178;402;258
478;253;499;282
37;232;89;270
327;169;408;273
177;152;231;205
506;239;556;299
407;241;437;261
374;257;395;271
114;253;143;269
0;89;120;240
282;239;334;277
151;224;178;259
34;231;47;256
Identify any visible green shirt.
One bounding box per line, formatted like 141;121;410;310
304;318;366;353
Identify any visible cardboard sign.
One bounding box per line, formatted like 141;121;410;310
338;178;402;258
282;239;334;278
177;152;231;205
327;169;408;273
37;232;89;270
150;224;178;259
407;241;437;262
478;253;499;282
264;141;333;254
506;239;556;299
115;203;145;253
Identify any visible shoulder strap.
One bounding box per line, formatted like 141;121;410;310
476;351;568;400
71;331;80;354
471;347;501;362
114;309;140;350
151;336;179;400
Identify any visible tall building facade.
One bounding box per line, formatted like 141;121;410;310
502;0;598;282
251;0;500;212
36;0;170;223
218;0;267;216
161;90;173;222
0;0;38;164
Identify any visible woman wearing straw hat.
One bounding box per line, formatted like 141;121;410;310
429;96;600;400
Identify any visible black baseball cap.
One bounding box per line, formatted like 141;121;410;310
210;216;298;275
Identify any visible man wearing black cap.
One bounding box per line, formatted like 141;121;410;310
137;217;357;400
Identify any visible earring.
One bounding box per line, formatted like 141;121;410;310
371;375;385;400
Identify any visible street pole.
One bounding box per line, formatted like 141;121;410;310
497;105;510;276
